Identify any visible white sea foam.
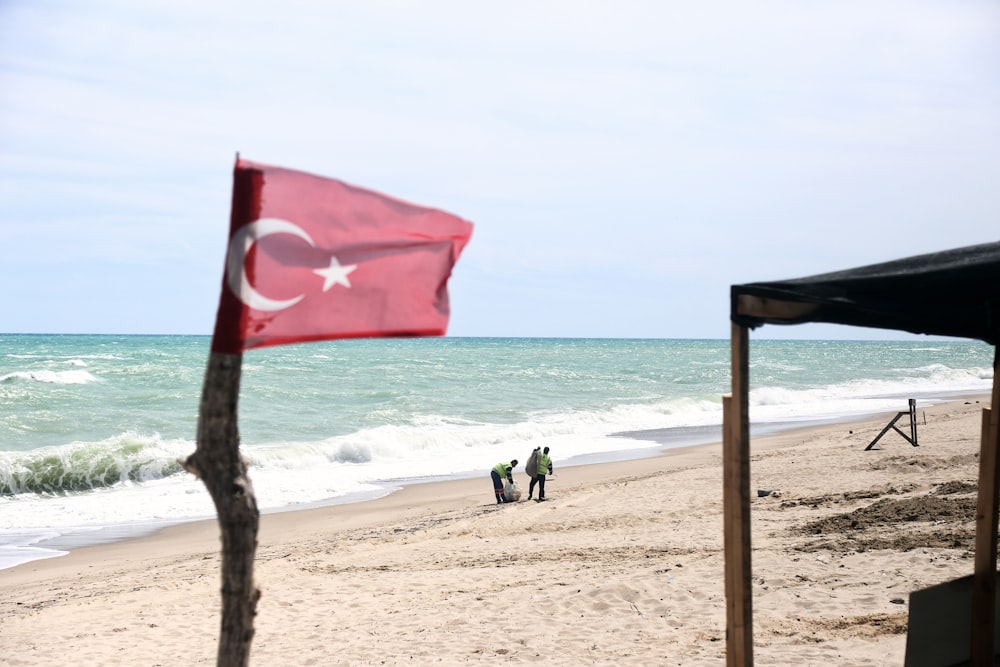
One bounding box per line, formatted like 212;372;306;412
1;369;98;384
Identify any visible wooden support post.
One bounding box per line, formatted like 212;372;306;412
971;352;1000;666
183;352;261;667
724;323;753;667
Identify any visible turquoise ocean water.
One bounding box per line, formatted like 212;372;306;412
0;335;993;569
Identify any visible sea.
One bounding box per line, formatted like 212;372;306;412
0;334;993;570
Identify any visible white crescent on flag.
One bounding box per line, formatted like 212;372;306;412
227;218;310;311
226;218;356;312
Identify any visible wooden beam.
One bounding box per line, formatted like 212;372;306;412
735;294;819;322
971;351;1000;666
724;323;753;666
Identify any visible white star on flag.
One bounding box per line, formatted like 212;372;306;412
314;256;357;291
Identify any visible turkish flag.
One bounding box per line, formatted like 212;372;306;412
211;158;473;353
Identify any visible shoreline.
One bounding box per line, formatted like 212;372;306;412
1;396;992;664
8;394;988;571
7;395;987;576
0;415;860;569
6;438;727;581
0;417;751;569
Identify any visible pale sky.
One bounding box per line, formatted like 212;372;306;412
2;1;998;340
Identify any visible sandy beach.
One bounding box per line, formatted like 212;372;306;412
1;397;992;665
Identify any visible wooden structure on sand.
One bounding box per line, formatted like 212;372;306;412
866;398;919;451
724;241;1000;666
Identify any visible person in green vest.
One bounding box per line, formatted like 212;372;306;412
528;446;553;502
490;459;518;504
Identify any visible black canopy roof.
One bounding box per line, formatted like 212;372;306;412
731;241;1000;345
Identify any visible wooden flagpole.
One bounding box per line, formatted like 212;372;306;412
182;351;260;667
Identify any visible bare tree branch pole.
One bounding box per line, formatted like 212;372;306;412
182;351;260;667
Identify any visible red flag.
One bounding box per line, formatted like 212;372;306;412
211;158;473;353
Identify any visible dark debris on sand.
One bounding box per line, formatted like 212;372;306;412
788;481;979;554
